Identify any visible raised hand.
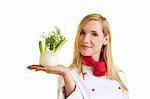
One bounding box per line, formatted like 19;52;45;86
27;64;76;97
27;64;69;76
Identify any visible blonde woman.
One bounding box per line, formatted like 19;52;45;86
28;13;129;99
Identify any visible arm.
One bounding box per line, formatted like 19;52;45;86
63;69;76;97
57;75;83;99
27;65;83;99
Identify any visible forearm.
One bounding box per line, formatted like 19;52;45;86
63;70;76;97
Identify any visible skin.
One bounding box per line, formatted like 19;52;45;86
78;20;108;61
27;20;108;97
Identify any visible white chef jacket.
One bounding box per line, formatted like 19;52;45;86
58;65;129;99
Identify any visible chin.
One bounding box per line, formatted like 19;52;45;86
80;51;92;56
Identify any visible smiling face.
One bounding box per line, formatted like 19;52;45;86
78;20;108;61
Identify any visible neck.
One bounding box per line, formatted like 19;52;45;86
91;53;100;62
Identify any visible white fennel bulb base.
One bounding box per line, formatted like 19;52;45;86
39;51;58;66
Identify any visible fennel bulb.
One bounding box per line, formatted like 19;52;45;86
39;26;67;66
39;50;58;66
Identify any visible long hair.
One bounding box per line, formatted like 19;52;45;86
69;13;128;93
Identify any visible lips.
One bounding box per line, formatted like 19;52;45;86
80;45;92;50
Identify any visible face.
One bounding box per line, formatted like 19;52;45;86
78;20;108;61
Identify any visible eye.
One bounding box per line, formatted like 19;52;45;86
92;32;99;36
80;30;86;35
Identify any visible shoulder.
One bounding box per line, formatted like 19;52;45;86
116;66;128;86
116;66;125;74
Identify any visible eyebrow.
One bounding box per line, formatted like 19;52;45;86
91;30;98;33
82;29;98;33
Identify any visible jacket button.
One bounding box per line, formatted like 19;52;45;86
92;88;95;91
118;87;121;89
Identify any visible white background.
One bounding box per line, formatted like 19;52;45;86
0;0;150;99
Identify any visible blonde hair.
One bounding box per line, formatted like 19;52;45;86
69;13;128;93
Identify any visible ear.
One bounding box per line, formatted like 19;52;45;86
103;35;109;45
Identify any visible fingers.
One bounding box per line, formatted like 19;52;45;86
27;65;46;72
27;64;67;75
27;64;44;68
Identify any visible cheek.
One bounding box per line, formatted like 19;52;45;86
92;38;103;49
78;37;81;45
78;36;83;45
78;36;81;42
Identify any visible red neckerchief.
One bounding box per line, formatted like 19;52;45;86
81;55;107;77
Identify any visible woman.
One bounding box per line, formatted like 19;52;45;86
28;13;129;99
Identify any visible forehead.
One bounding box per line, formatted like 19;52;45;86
82;20;103;32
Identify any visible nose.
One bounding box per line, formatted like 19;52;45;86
82;34;90;43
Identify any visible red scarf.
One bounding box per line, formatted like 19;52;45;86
81;55;107;77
